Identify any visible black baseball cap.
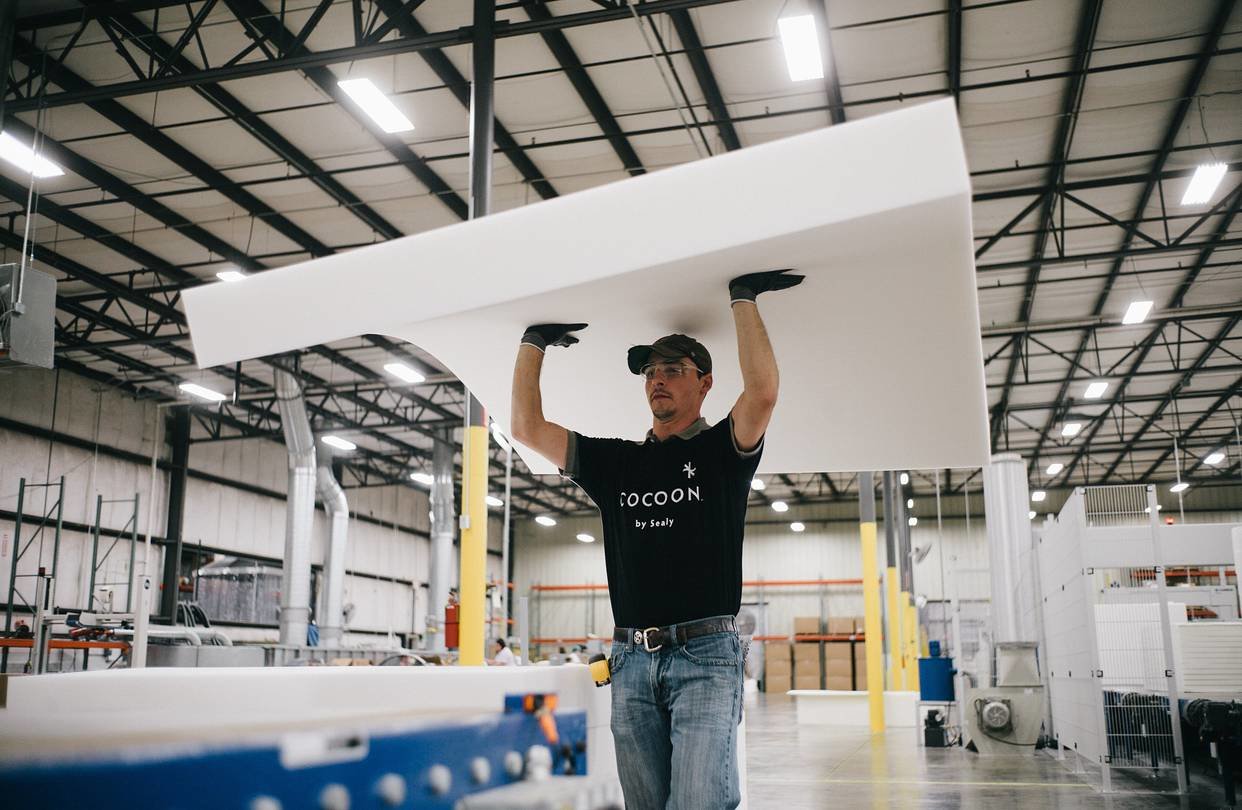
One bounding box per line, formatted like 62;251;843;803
627;334;712;375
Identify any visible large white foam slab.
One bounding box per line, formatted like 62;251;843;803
184;99;987;474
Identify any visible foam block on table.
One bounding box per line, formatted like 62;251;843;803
184;99;987;475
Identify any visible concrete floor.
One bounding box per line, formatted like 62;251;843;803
744;693;1229;809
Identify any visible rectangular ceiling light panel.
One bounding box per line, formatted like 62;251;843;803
0;132;64;178
778;15;824;81
184;100;987;475
337;78;414;134
1181;162;1226;205
1122;300;1153;324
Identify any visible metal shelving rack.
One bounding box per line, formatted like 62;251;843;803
2;477;65;673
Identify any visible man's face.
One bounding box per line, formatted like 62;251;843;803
642;357;712;422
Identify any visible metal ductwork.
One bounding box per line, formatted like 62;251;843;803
982;452;1036;644
427;437;455;651
316;463;349;646
274;368;315;647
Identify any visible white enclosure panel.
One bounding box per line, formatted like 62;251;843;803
184;100;988;475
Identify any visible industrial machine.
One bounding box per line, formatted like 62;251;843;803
0;263;54;369
963;642;1045;754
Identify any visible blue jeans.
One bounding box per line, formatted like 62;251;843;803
609;618;744;810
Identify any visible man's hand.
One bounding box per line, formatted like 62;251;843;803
729;269;804;305
521;323;588;352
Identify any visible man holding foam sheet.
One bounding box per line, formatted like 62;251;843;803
511;269;802;809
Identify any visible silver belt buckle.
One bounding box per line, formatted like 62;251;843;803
641;626;663;652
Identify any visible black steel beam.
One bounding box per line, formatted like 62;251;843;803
810;1;846;126
1137;382;1242;482
668;8;740;150
947;0;961;106
372;0;558;201
520;0;645;176
10;0;747;111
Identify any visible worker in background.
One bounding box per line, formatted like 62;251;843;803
511;269;801;810
491;637;516;666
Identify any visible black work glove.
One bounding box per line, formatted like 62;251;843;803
521;323;588;352
729;268;805;304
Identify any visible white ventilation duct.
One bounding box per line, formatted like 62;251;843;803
317;463;349;646
981;452;1036;644
274;368;315;647
427;438;455;652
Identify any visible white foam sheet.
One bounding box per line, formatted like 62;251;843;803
184;99;988;474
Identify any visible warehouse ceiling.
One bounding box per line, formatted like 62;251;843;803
3;0;1240;516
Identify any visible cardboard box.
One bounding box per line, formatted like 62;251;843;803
825;659;853;679
827;617;856;635
823;642;852;661
765;641;793;666
764;670;791;692
793;672;821;690
793;616;821;635
793;642;820;664
824;675;853;691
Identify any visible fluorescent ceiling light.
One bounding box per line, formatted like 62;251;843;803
1169;481;1189;493
383;361;425;384
1083;381;1108;399
0;132;64;178
777;15;824;82
906;498;913;509
1061;422;1082;438
899;472;910;486
790;522;805;533
178;382;227;402
215;269;246;283
321;435;356;451
1031;490;1046;502
1046;462;1064;476
908;516;918;527
337;78;413;133
750;478;766;491
1028;510;1037;520
486;495;503;508
1181;162;1226;205
535;515;557;527
491;422;510;452
410;471;434;486
1145;504;1163;513
1122;300;1153;325
576;532;595;543
1204;451;1225;466
771;501;789;513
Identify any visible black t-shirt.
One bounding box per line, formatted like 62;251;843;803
563;414;762;628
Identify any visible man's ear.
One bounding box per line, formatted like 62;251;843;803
700;373;713;397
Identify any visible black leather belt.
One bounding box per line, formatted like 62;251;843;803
613;616;736;652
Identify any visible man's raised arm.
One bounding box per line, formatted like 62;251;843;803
728;270;804;452
510;323;587;470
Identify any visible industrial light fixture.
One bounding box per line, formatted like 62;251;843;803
899;472;910;485
383;361;425;384
1046;462;1064;475
535;515;557;527
790;521;806;533
1204;450;1225;466
1181;162;1226;205
215;269;247;283
750;477;766;491
1031;490;1046;502
491;422;510;452
0;132;64;177
1028;510;1037;520
771;500;789;513
486;495;503;507
906;498;914;509
777;15;824;82
321;435;356;451
1061;422;1083;438
337;78;414;133
1122;300;1153;325
908;516;918;527
1083;381;1108;399
178;381;227;402
410;471;434;486
576;532;595;543
1169;481;1189;493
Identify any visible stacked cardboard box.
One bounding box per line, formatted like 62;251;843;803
853;641;869;689
793;640;821;690
826;616;857;636
793;616;820;636
823;641;853;690
763;641;792;692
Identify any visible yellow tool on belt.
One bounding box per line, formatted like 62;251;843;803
589;654;611;687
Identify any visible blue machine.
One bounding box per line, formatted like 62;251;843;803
1;694;588;810
918;640;955;702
